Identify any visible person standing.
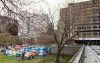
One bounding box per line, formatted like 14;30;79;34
21;51;25;63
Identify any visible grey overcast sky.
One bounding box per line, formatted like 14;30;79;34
22;0;89;13
21;0;89;29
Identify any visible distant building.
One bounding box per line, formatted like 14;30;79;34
59;0;100;45
18;13;51;36
29;13;50;36
0;16;18;36
18;13;53;44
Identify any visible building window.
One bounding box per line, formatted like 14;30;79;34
99;33;100;36
92;18;97;23
75;33;81;37
98;11;100;14
82;33;86;37
93;33;97;35
93;26;97;28
81;27;86;30
98;16;100;18
87;33;91;37
93;32;98;37
99;26;100;28
92;0;99;4
98;18;100;22
87;26;91;30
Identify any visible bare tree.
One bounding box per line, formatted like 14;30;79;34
0;0;85;63
34;0;86;63
0;0;38;44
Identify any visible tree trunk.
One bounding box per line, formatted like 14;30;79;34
55;49;61;63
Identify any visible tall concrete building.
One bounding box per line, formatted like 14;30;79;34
59;0;100;45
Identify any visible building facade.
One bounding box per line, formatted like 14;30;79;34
0;16;18;36
18;13;50;36
59;0;100;45
18;13;53;44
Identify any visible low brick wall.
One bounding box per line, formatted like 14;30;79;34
51;46;81;55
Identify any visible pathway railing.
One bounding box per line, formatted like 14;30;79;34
69;45;85;63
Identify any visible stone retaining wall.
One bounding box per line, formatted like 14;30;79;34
51;46;80;55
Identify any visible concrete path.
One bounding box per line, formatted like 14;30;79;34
83;46;100;63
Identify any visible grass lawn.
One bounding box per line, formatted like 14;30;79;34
0;52;72;63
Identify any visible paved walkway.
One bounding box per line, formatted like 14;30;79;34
83;46;100;63
91;46;100;60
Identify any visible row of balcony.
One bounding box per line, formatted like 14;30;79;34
75;32;100;38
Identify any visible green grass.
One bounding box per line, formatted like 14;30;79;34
0;52;72;63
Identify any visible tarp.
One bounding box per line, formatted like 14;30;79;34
21;44;30;47
25;52;35;58
14;45;21;49
2;45;51;58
